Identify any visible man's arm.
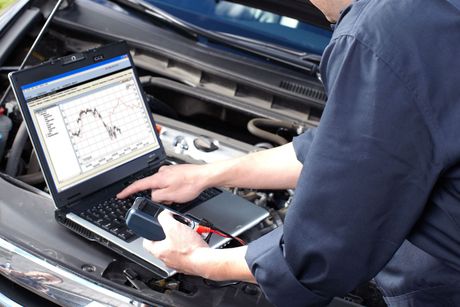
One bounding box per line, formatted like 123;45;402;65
245;34;442;306
117;142;304;203
206;141;303;189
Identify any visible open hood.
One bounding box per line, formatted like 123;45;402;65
228;0;331;29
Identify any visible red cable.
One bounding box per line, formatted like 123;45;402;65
196;226;246;245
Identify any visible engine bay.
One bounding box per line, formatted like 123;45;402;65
0;1;386;305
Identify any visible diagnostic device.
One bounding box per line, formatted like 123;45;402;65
126;197;246;245
125;197;196;241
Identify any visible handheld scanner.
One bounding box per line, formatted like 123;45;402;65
126;197;199;240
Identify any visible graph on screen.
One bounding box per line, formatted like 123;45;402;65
70;107;122;139
59;78;156;173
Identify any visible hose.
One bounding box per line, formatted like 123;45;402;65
139;76;179;119
5;122;28;176
16;171;44;185
247;118;298;146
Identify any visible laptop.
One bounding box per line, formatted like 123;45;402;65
8;41;269;278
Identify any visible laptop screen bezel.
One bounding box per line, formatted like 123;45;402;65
9;41;166;209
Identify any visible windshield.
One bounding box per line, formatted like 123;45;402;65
143;0;332;55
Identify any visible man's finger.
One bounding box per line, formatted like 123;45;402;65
158;165;169;172
143;239;164;259
151;188;173;203
156;209;177;231
117;176;156;199
142;238;156;253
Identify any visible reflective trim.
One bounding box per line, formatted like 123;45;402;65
0;292;22;307
0;237;139;307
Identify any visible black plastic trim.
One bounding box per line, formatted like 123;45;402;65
0;8;41;66
51;0;326;112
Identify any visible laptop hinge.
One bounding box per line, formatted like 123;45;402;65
66;192;82;208
147;155;160;166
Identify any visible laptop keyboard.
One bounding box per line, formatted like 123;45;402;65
79;188;222;242
79;193;143;241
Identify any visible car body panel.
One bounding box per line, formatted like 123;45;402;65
52;0;326;128
0;0;383;306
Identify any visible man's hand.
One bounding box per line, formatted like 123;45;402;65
117;143;302;203
143;210;209;275
143;210;257;283
117;164;208;203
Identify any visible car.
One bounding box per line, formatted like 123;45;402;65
0;0;386;306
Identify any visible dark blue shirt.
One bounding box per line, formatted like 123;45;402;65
245;0;460;306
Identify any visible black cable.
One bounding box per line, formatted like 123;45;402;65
210;226;246;246
0;0;65;107
203;279;240;288
195;218;246;246
5;121;28;176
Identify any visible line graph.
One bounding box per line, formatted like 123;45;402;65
59;74;158;173
71;107;122;139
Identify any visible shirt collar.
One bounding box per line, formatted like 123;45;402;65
330;1;354;31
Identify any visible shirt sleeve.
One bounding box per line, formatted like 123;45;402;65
246;35;440;306
292;128;317;164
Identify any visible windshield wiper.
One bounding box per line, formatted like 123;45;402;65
120;0;320;76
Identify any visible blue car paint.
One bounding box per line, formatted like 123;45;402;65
143;0;332;55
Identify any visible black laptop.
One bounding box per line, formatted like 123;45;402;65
8;41;268;278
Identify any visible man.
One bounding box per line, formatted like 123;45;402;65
118;0;460;305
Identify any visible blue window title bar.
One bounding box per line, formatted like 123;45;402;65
21;54;129;91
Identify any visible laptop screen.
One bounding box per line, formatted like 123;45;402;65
20;54;160;192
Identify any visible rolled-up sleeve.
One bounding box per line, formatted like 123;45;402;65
246;34;441;306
